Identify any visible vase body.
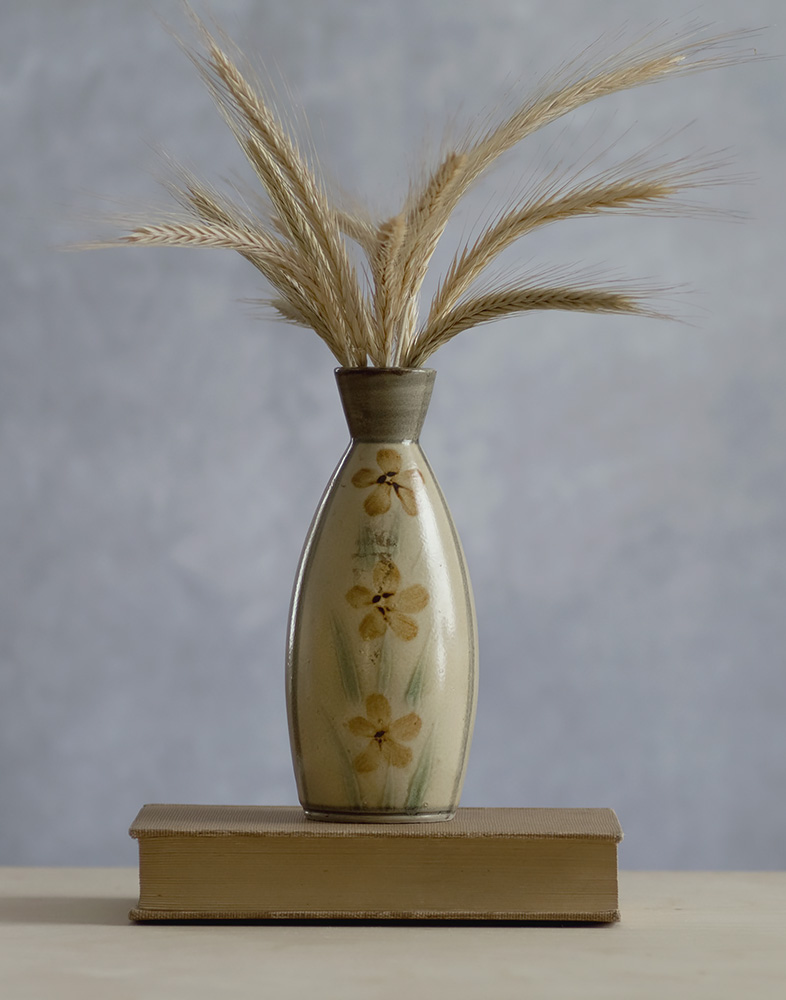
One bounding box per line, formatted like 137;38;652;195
286;368;477;822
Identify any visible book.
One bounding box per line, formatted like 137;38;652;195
129;804;622;922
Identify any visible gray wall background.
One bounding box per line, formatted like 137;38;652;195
2;0;784;868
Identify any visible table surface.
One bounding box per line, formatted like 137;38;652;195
1;869;784;999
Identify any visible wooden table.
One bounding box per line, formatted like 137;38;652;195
0;869;783;998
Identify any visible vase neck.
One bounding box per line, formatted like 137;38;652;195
335;368;436;442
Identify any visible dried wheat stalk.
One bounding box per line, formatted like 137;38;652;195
369;214;407;362
90;11;755;368
412;283;660;367
425;150;728;326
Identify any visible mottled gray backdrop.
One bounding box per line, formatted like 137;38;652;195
2;0;784;868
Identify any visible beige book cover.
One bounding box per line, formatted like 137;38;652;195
130;805;622;922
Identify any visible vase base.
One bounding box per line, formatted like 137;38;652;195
303;808;456;824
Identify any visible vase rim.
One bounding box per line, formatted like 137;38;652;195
334;366;435;376
335;366;435;440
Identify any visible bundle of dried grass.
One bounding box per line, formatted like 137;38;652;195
90;10;756;368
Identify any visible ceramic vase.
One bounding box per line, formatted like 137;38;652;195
286;367;478;822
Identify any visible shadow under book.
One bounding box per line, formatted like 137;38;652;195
129;805;623;922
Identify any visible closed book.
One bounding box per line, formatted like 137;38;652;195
129;804;622;922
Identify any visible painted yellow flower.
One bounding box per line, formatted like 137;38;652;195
351;448;419;516
346;558;429;641
346;693;422;773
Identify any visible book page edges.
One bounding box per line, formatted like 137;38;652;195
129;907;621;922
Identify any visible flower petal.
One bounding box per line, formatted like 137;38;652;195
376;448;401;475
393;584;429;614
395;485;418;516
346;586;373;608
389;712;422;742
346;716;376;738
352;467;380;488
395;468;421;488
364;484;391;516
381;739;413;769
373;558;400;594
365;693;392;727
354;745;381;773
359;611;387;640
387;611;419;641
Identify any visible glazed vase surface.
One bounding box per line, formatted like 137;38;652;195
286;368;477;822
